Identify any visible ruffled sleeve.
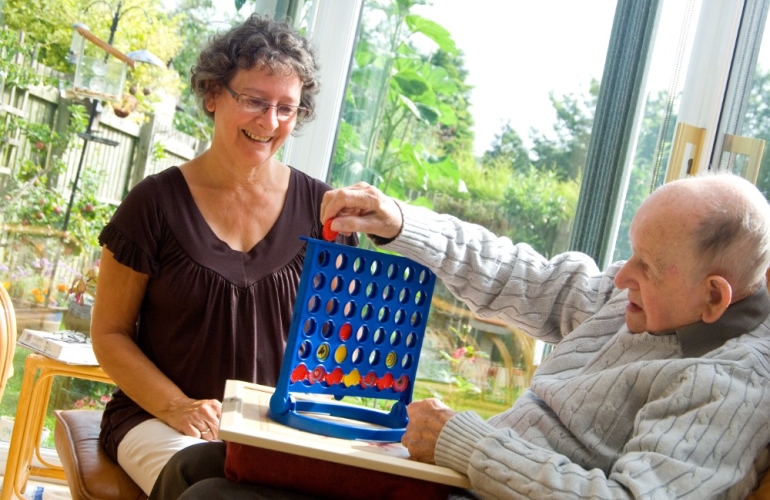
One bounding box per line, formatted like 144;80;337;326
97;169;173;278
98;224;159;276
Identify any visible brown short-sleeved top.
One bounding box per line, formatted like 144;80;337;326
97;166;357;460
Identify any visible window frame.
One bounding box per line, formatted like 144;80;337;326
660;0;770;181
674;1;746;176
281;1;364;182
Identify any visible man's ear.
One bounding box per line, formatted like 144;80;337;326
702;275;733;324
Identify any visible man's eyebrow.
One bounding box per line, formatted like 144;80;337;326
635;248;662;275
646;253;667;276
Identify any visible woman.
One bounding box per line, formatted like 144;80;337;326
91;14;356;495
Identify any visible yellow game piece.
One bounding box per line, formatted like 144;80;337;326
335;345;347;363
343;369;360;387
316;343;330;361
386;351;398;368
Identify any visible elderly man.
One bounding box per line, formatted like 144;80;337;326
319;173;770;499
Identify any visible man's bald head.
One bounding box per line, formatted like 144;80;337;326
639;173;770;298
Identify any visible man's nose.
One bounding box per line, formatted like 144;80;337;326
614;262;633;289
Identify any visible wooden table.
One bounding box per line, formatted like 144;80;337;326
0;353;112;500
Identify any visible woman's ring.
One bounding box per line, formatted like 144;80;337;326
200;427;211;435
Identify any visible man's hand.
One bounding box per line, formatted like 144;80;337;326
320;182;402;240
401;398;457;464
159;396;222;441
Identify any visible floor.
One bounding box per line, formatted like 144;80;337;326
0;477;72;500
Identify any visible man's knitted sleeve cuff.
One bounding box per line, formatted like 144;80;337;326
434;411;495;474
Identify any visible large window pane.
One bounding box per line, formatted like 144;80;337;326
328;0;615;415
612;0;704;261
739;13;770;197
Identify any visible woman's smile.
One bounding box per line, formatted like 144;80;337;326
243;130;271;143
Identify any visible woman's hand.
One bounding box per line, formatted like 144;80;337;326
92;248;222;442
160;396;222;441
401;398;457;464
320;182;403;240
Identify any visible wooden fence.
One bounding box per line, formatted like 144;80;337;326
0;54;206;211
0;36;207;309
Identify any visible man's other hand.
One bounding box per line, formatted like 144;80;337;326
401;398;457;464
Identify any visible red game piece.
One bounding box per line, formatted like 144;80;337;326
326;367;344;385
310;365;327;384
376;372;394;390
322;218;338;241
360;371;378;389
393;375;409;392
338;323;352;341
290;364;309;383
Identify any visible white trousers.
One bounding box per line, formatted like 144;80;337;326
117;418;207;495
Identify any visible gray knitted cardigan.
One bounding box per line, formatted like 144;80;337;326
381;203;770;500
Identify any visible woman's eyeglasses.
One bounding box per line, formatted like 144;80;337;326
53;330;90;344
224;84;307;122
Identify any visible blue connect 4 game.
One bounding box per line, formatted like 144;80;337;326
268;237;436;442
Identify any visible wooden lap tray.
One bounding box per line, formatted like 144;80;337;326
218;381;472;499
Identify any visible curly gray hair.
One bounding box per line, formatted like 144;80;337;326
190;14;319;129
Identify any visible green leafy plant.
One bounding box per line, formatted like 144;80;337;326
0;26;58;89
503;166;580;257
0;34;110;307
330;0;467;197
1;99;112;251
427;323;488;406
3;0;183;117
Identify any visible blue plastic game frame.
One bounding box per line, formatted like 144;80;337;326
269;237;436;442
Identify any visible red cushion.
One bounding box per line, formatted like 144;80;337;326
224;441;453;500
